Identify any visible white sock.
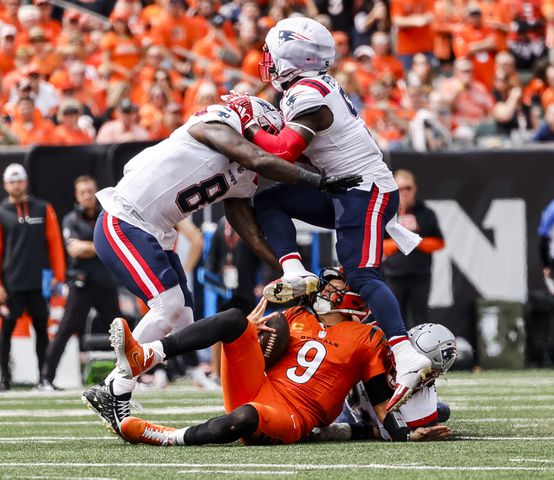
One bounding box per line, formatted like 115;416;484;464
111;375;137;397
390;337;428;370
172;427;189;445
144;340;166;364
280;254;310;278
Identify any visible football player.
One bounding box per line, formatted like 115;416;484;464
223;17;431;412
311;323;456;442
81;98;362;435
106;267;448;446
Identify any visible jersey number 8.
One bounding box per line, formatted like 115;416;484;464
286;340;327;384
175;174;230;214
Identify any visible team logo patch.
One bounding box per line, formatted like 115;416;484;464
278;30;313;46
440;346;457;369
216;109;231;120
318;330;327;339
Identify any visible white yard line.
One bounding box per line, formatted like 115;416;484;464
458;436;554;441
0;419;209;426
0;462;553;472
510;458;554;463
0;406;224;417
177;470;294;476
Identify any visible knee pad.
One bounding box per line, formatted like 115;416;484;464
147;286;187;332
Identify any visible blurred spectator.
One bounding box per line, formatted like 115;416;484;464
406;53;434;92
17;4;41;43
2;45;33;96
0;0;22;31
540;64;554;107
34;0;61;42
53;100;94;145
8;64;59;117
183;79;219;118
139;84;170;139
531;102;554;140
0;164;65;391
161;102;183;136
433;0;464;65
507;0;546;70
0;25;16;77
28;27;60;77
352;1;389;48
492;71;531;135
352;45;376;97
239;20;264;80
479;0;511;52
96;99;149;143
0;117;18;145
150;0;197;55
452;3;498;90
495;51;521;87
8;95;56;146
383;169;445;328
41;176;121;390
543;0;554;56
409;91;453;151
100;9;141;83
371;31;405;80
437;57;494;138
390;0;434;69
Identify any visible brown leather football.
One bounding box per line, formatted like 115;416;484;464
258;312;290;370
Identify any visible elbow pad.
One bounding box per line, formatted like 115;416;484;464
252;126;307;163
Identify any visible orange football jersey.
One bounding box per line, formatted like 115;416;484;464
266;307;389;427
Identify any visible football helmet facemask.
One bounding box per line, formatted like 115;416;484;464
251;96;283;134
312;267;368;320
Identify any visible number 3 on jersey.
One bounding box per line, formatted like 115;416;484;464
286;340;327;384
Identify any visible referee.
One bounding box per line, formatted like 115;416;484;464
41;176;121;390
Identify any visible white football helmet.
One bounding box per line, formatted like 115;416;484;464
408;323;457;375
259;17;335;92
250;96;283;134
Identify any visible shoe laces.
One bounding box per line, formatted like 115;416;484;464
142;425;173;446
115;397;142;420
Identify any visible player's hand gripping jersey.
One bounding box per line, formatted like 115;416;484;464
264;306;389;430
96;105;258;249
281;74;397;193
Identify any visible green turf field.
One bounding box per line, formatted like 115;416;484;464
0;370;553;480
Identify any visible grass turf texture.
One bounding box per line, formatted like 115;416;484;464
0;370;553;480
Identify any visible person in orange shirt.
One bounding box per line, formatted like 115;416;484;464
352;45;377;100
34;0;61;42
138;84;169;140
390;0;434;69
1;45;33;97
540;64;554;108
452;4;498;91
433;0;464;63
106;268;448;445
478;0;511;51
150;0;197;56
0;25;16;76
370;31;404;81
8;95;56;146
0;0;21;31
28;26;61;77
55;10;82;48
239;20;264;81
100;9;142;83
53;100;93;146
543;0;554;49
330;31;357;74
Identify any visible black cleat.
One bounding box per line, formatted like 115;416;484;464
81;381;132;437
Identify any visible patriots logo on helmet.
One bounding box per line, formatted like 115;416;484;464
278;30;313;46
440;346;457;369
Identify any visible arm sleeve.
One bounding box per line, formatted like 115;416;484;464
362;373;393;406
417;237;445;254
252;126;308;163
45;204;66;282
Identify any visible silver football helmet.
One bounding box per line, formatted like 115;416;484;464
251;96;283;134
259;17;335;92
408;323;457;375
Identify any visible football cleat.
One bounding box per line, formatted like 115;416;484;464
263;274;319;303
121;417;177;446
81;381;133;436
386;355;432;412
109;317;160;379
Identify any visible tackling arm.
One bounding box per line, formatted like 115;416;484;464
189;122;360;193
224;197;282;272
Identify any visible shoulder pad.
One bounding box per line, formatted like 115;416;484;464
195;104;242;133
281;78;331;122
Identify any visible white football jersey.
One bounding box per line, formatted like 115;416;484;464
281;74;397;193
342;382;438;441
96;105;258;249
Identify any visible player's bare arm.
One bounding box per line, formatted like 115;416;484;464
224;197;282;272
188;121;360;193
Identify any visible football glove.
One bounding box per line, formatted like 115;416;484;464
221;91;256;131
319;169;363;194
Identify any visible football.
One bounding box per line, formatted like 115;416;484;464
258;312;290;370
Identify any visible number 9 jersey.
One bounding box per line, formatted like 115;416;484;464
96;105;258;250
281;74;397;193
266;306;389;430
